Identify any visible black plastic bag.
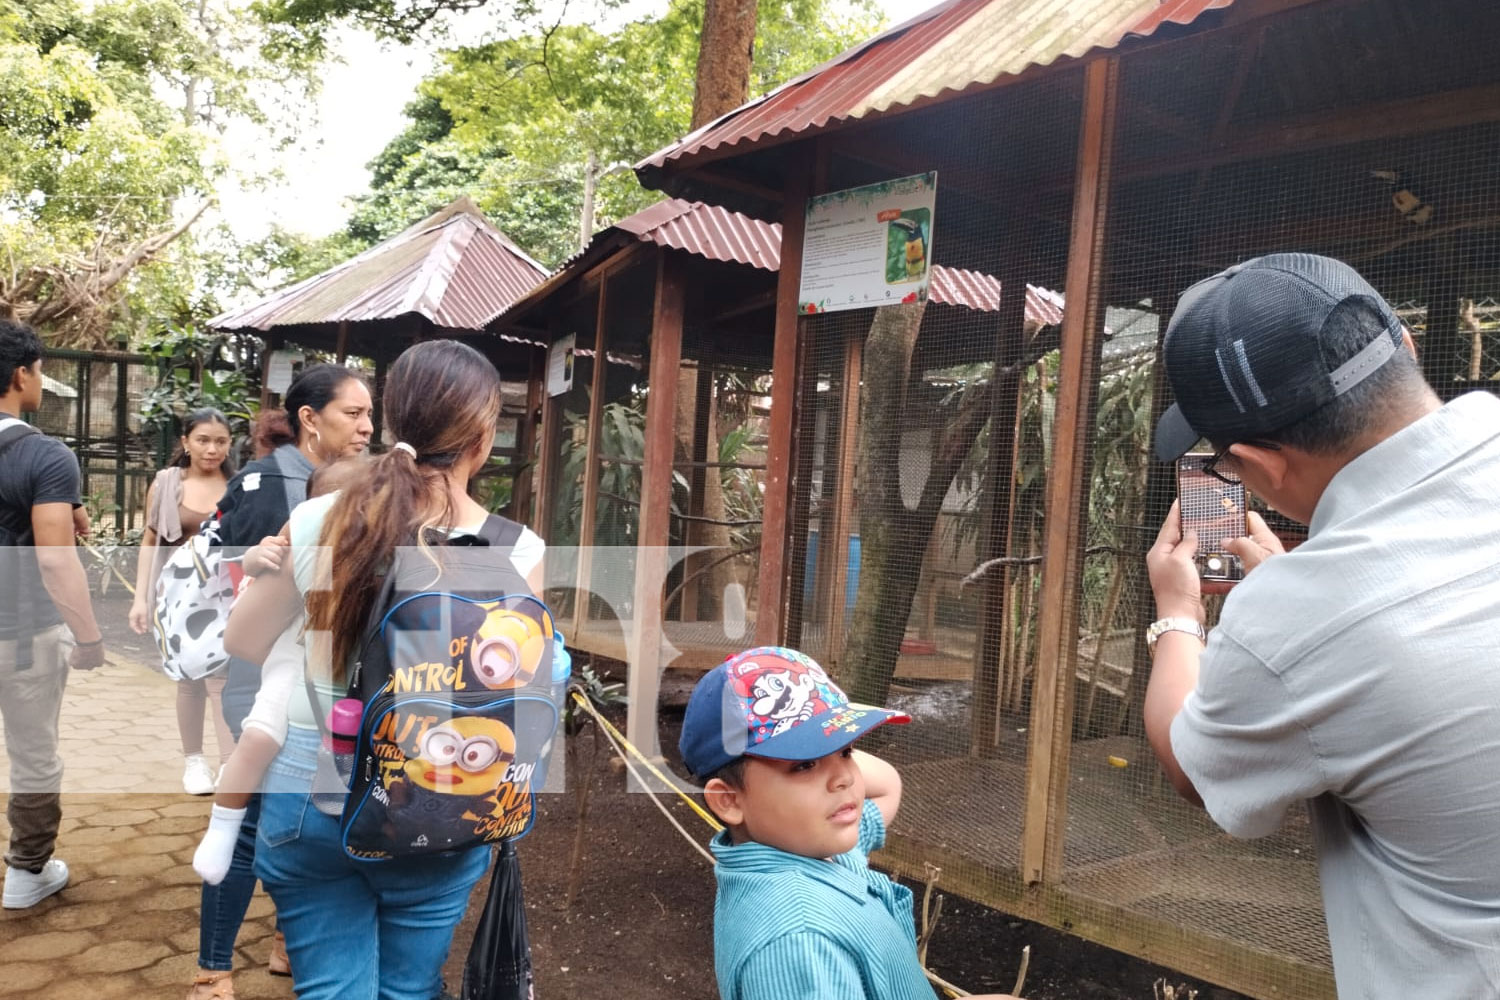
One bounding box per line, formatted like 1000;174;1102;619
463;840;535;1000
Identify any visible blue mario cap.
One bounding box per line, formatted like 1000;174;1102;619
678;647;910;780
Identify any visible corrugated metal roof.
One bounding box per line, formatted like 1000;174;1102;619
495;199;1065;324
210;197;549;333
638;0;1235;177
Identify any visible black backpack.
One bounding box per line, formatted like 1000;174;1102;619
311;515;560;861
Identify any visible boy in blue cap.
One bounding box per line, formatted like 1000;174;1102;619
679;646;1016;1000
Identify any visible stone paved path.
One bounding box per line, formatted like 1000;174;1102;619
0;650;287;999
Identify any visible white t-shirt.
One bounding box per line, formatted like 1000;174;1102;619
1171;392;1500;998
283;491;545;732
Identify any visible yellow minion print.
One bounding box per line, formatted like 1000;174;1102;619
469;603;551;690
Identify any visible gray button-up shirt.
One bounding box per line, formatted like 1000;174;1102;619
1172;391;1500;998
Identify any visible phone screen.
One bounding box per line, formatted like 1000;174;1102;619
1177;454;1247;582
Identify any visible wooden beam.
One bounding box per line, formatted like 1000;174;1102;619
513;349;543;526
1021;56;1119;887
574;279;611;636
969;266;1028;756
626;251;687;755
681;356;715;622
259;331;285;409
1185;25;1264;212
822;326;863;669
754;144;813;646
1118;82;1500;188
335;321;350;365
783;319;820;648
687;166;782;203
533;364;564;539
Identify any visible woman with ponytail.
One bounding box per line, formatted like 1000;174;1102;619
223;340;543;999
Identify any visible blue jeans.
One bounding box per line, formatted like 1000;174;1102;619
198;795;261;971
255;726;488;1000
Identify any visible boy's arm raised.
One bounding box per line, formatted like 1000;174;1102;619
853;749;902;828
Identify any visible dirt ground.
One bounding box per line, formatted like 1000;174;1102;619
90;605;1246;999
439;699;1248;1000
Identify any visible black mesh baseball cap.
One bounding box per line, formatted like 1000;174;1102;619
1153;253;1405;462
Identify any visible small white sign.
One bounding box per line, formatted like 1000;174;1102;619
799;172;938;315
265;350;305;394
547;334;576;397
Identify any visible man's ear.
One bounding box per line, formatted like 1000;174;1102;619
1400;326;1419;361
1229;441;1289;491
703;777;744;827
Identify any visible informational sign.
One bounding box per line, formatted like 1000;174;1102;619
265;350;305;394
799;172;937;315
547;333;576;397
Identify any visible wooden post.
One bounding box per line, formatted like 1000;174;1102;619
784;328;819;648
969;267;1029;755
512;349;543;527
533;364;564;539
1117;289;1180;738
822;326;863;668
1020;56;1119;886
259;331;285;409
755;144;813;646
626;251;687;755
574;280;611;636
335;321;350;365
681;358;715;622
372;350;388;452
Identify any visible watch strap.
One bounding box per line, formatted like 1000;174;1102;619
1147;616;1206;652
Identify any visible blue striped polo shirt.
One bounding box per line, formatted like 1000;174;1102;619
710;800;936;1000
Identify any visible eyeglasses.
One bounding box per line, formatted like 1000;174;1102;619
1201;440;1281;485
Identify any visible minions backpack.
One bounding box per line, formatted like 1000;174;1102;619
309;515;563;861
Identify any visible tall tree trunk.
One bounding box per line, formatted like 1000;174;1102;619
691;0;759;129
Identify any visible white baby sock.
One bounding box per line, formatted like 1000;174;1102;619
193;805;248;886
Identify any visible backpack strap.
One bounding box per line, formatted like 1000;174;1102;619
0;417;39;460
476;514;524;548
0;419;43;670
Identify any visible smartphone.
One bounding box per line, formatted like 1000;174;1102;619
1177;454;1247;583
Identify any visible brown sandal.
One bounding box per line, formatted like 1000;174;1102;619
186;970;235;1000
268;930;292;977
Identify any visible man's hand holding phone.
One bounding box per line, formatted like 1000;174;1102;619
1224;510;1285;573
1149;499;1211;617
1150;501;1287;614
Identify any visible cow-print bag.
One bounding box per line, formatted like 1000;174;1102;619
151;518;239;681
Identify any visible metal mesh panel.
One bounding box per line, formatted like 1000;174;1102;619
759;3;1500;997
39;349;161;534
1046;2;1500;996
775;65;1083;927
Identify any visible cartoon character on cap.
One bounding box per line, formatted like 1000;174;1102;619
726;648;835;740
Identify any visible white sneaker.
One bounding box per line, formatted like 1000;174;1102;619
3;858;69;909
183;755;216;796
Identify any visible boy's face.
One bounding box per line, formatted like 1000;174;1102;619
713;746;866;858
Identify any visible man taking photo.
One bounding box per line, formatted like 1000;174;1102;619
1144;253;1500;997
0;320;106;909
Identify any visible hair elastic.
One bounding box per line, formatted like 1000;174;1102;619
392;442;417;458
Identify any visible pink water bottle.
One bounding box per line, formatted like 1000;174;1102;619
327;698;363;783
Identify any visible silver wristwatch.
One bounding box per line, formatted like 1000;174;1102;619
1146;616;1206;654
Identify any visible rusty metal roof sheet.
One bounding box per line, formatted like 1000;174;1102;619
495;199;1064;324
210;197;549;333
639;0;1235;177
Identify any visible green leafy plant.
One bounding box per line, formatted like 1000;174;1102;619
137;322;257;438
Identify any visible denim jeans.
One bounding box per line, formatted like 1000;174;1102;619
255;726;488;1000
198;795;260;971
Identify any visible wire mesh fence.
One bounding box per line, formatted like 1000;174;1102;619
757;3;1500;997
